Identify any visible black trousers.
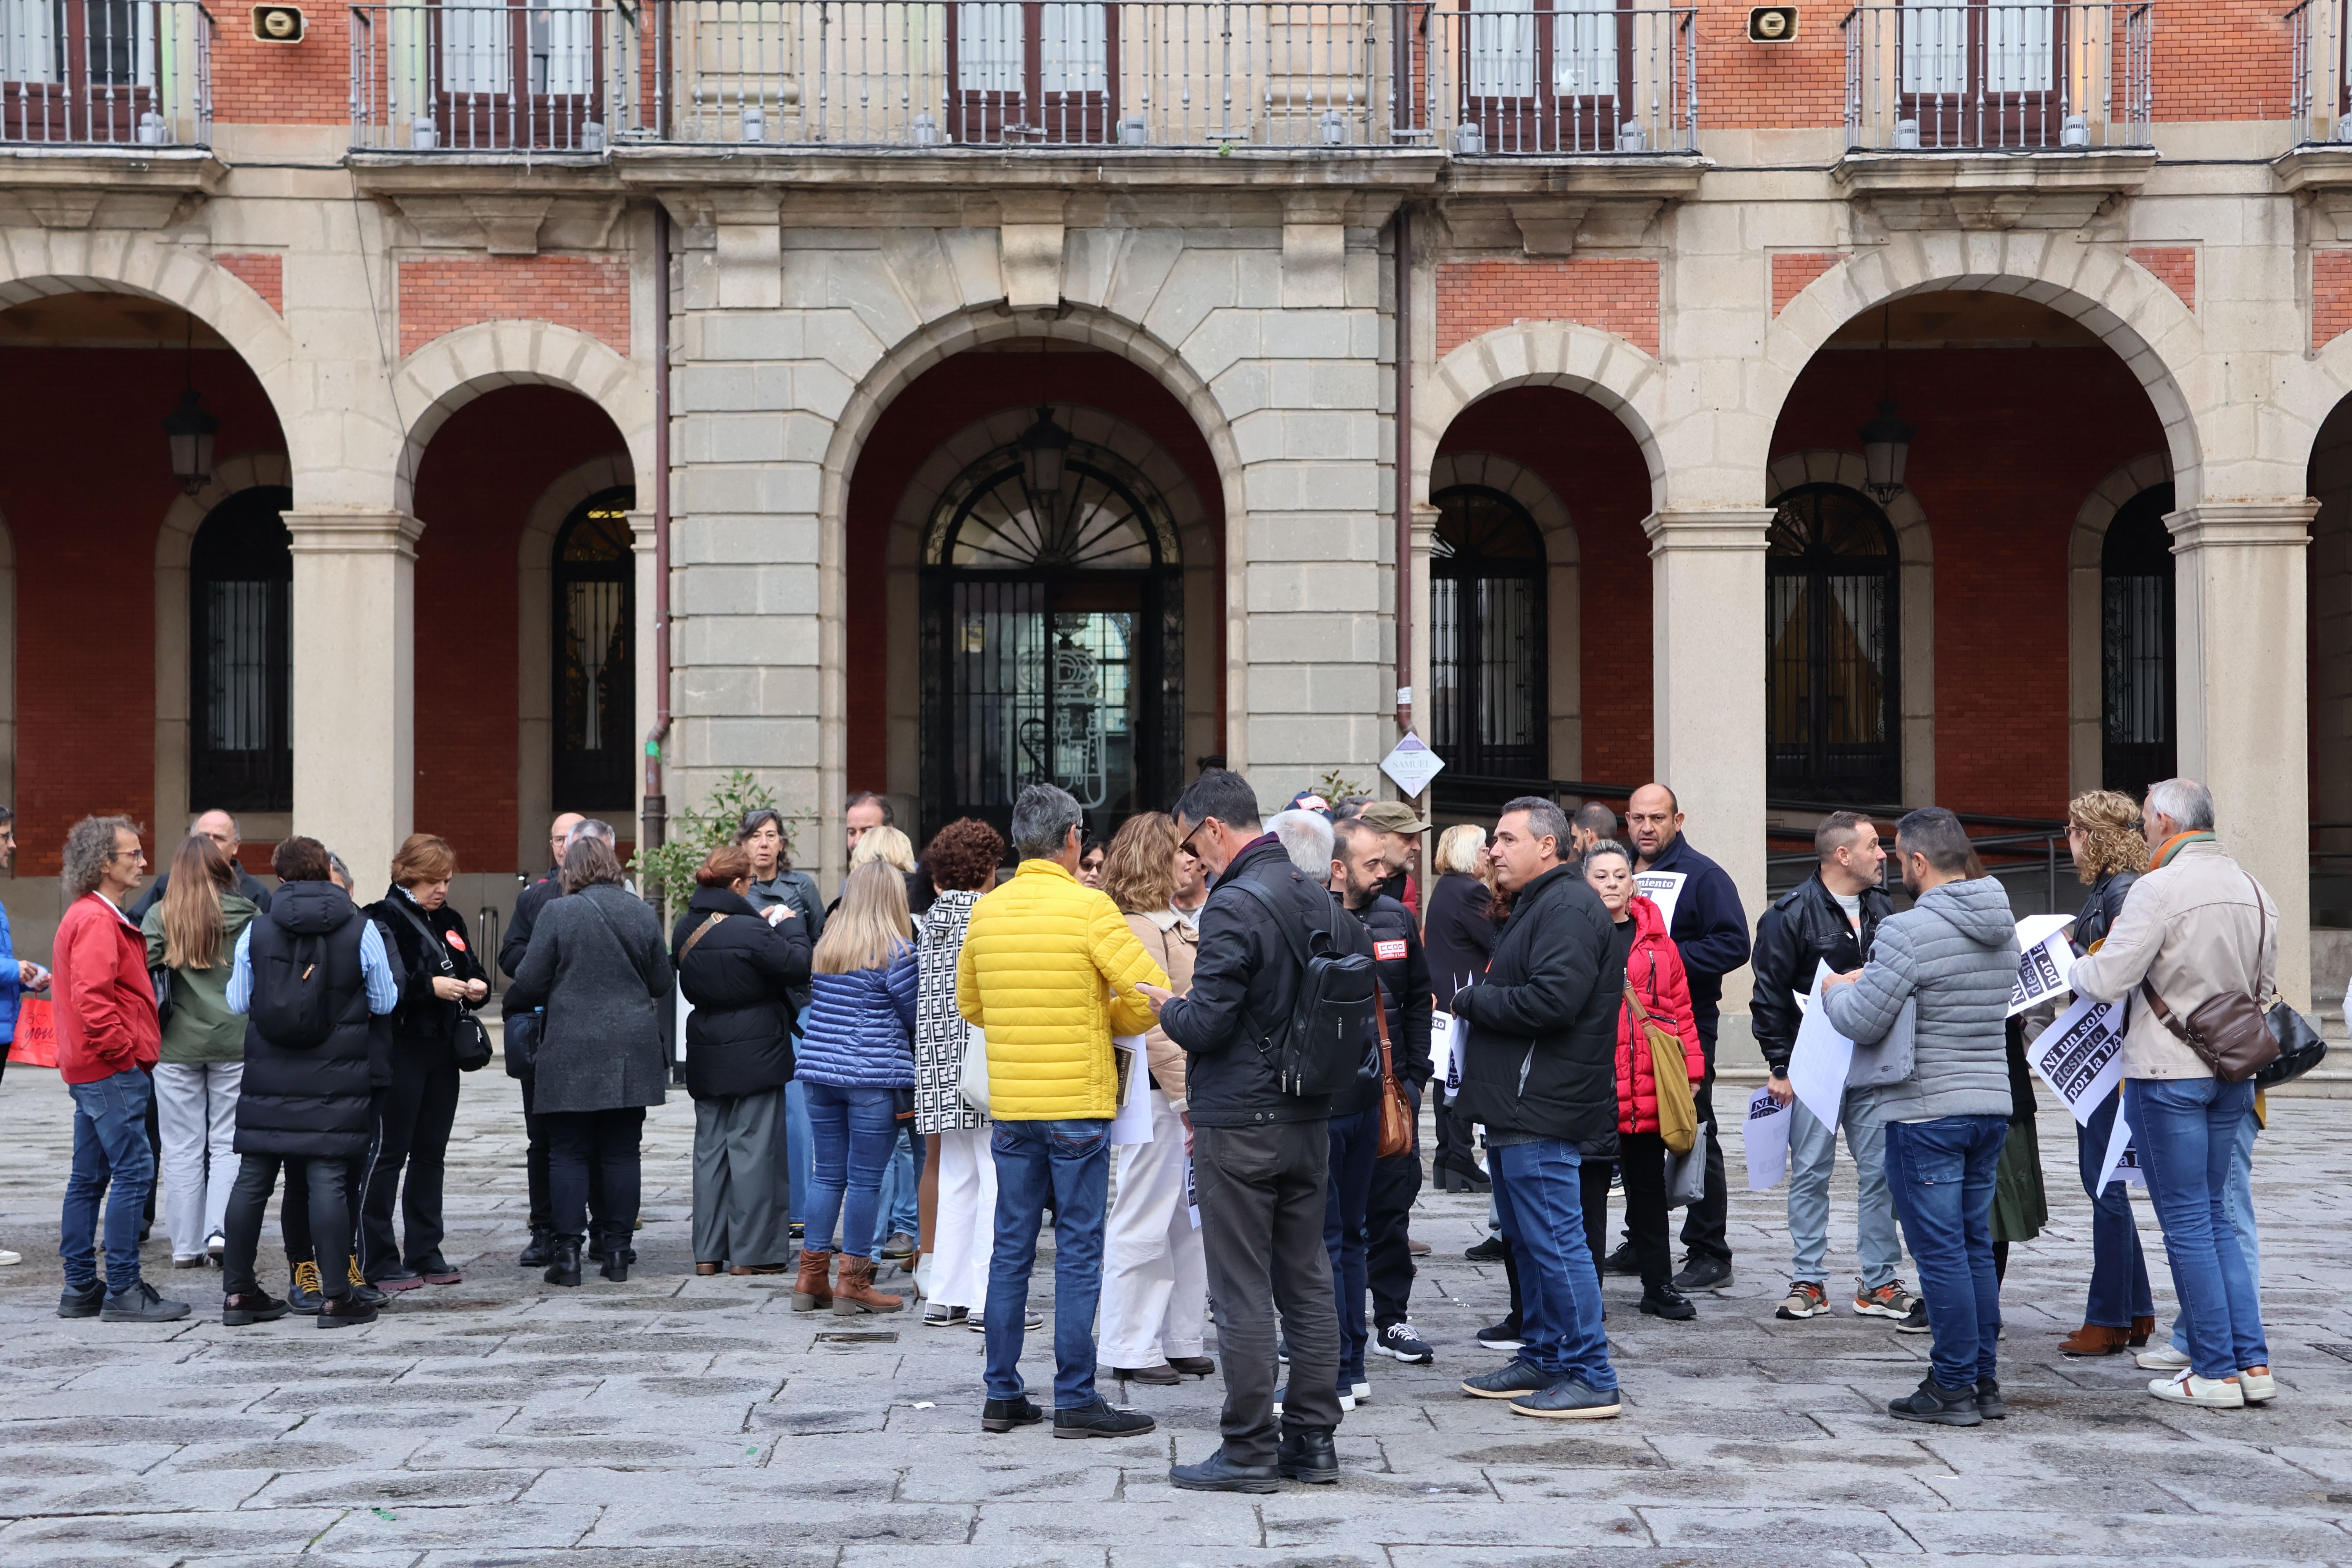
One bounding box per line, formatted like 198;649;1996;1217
285;1087;379;1268
518;1071;606;1236
1365;1081;1422;1330
545;1106;644;1252
1675;1049;1731;1266
1430;1088;1482;1184
359;1040;461;1278
1195;1120;1343;1466
223;1152;352;1301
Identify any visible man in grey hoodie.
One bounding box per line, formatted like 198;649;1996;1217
1821;807;2020;1428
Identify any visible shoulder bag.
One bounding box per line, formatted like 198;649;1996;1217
149;961;174;1030
2137;870;2282;1084
1625;980;1697;1156
1845;996;1918;1089
1372;995;1414;1158
389;899;493;1073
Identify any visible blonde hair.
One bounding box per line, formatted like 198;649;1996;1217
813;860;913;973
1101;812;1180;916
160;835;234;970
2068;789;2149;884
1434;824;1488;877
851;823;916;876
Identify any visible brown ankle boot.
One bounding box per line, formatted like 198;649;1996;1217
2128;1315;2156;1347
2059;1323;2132;1356
833;1254;904;1315
791;1248;835;1312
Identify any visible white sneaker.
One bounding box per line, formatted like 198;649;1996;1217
2239;1368;2277;1404
2150;1368;2245;1408
2136;1345;2192;1371
1350;1380;1370;1403
0;1249;20;1266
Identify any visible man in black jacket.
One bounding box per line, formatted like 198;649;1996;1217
128;810;274;920
1319;818;1403;1403
1142;769;1346;1493
501;812;584;1266
1451;797;1622;1420
1753;811;1918;1324
1624;783;1750;1293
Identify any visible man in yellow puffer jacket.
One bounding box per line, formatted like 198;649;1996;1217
956;782;1167;1439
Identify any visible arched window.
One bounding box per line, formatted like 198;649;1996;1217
553;488;635;810
190;486;293;812
1430;485;1548;782
918;422;1183;844
1767;483;1901;804
2102;483;2176;803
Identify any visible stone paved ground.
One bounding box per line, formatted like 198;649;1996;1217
4;1066;2351;1568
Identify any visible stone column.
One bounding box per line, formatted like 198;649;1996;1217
629;506;660;854
2170;499;2317;1008
1644;508;1772;1024
285;509;421;892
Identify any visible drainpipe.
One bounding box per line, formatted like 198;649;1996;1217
642;202;672;862
1393;207;1414;746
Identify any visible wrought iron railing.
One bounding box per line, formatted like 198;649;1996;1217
2287;0;2350;142
1;0;211;146
1437;1;1693;153
1841;0;2151;151
349;1;639;151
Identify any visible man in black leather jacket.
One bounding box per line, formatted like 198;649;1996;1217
1750;811;1915;1324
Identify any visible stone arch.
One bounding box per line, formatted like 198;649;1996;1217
1765;450;1936;806
154;452;294;844
389;322;653;515
516;454;637;869
1427;450;1582;780
1416;323;1668;511
2066;452;2172;799
1761;238;2204;509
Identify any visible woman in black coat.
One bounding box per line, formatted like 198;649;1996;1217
505;833;673;1286
673;843;812;1276
360;834;488;1292
1422;825;1500;1193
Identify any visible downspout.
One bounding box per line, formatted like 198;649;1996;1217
642;202;673;861
1393;207;1414;746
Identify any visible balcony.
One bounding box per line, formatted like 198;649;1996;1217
1;0;212;147
1841;1;2151;151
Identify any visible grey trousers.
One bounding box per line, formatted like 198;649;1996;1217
1195;1119;1343;1465
693;1087;793;1269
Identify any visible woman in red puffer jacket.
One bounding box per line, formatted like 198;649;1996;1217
1583;840;1705;1319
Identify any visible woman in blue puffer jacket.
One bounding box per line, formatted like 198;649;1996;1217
793;860;918;1316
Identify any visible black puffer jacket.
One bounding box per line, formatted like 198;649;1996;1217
234;880;375;1158
1750;873;1895;1074
370;886;486;1052
1160;834;1364;1127
1448;862;1618;1147
672;887;812;1102
1357;891;1434;1082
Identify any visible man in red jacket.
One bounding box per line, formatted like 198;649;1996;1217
52;815;188;1323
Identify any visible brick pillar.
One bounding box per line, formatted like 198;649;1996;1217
286;510;421;890
2170;499;2317;1008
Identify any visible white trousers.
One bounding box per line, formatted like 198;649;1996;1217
929;1124;999;1311
153;1060;241;1258
1098;1090;1207;1367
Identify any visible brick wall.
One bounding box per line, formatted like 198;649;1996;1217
216;253;283;314
2152;0;2294;122
1703;11;1846;130
398;256;631;359
1773;253;1846;316
2129;247;2196;313
212;11;350;124
2318;252;2352;350
1436;259;1661;358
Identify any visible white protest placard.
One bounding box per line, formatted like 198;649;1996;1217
1379;733;1446;797
1109;1035;1154;1146
2025;993;2128;1126
1433;1009;1465;1102
1634;869;1687;929
1786;962;1854;1133
1740;1085;1793;1191
2096;1108;2145;1191
1185;1154;1201;1229
2009;916;2077;1017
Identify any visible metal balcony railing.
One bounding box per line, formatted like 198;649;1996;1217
2288;0;2352;142
1842;1;2151;151
1438;2;1693;154
349;1;640;151
1;0;211;147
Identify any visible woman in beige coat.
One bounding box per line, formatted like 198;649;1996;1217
1094;812;1214;1386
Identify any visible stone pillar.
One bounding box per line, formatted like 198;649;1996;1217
2169;499;2317;1009
1645;508;1772;1024
629;507;660;855
286;510;421;892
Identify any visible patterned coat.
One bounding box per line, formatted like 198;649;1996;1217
913;889;983;1133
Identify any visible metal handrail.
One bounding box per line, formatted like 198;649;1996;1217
1;0;214;147
1839;0;2152;151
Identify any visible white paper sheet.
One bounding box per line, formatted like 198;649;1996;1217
1434;1009;1466;1102
1185;1154;1201;1229
2096;1107;2145;1191
2009;924;2077;1017
1786;964;1855;1134
1109;1035;1154;1145
1634;870;1687;930
1739;1085;1793;1191
2026;993;2128;1126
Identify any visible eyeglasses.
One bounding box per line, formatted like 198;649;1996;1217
1178;818;1210;858
109;848;147;863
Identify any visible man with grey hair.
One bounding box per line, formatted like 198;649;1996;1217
1268;808;1336;880
130;809;272;920
501;812;601;1268
2068;778;2276;1411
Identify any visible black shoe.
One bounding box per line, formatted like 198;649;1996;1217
1465;1234;1507;1263
601;1250;630;1283
981;1396;1045;1433
1671;1255;1733;1294
1168;1355;1217;1378
1112;1363;1181;1385
1974;1376;2007;1420
222;1290;289;1326
57;1281;105;1319
101;1281;192;1323
286;1261;325;1313
1278;1427;1340;1484
1639;1286;1697;1321
789;1221;806;1242
1888;1377;1984;1427
1895;1301;1932;1334
1170;1447;1281;1494
544;1242;582;1288
1601;1240;1642;1277
1476;1317;1524;1351
317;1294;379;1329
1053;1398;1156;1439
519;1230;554;1268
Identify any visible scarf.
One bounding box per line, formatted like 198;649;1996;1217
2152;830;2215;869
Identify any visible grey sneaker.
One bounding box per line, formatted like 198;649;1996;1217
1894;1301;1931;1335
1508;1378;1623;1421
100;1281;191;1323
1460;1357;1547;1400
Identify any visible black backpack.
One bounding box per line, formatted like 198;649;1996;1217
1231;878;1378;1098
250;926;336;1049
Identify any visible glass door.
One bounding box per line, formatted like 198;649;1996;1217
434;0;602;149
949;0;1114;142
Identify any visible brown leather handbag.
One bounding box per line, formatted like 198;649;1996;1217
2138;871;2281;1084
1372;998;1414;1158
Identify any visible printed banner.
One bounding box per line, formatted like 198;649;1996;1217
1634;870;1687;930
1434;1009;1465;1102
2096;1106;2145;1191
1740;1085;1792;1191
2009;915;2077;1017
2026;993;2128;1127
1110;1036;1153;1145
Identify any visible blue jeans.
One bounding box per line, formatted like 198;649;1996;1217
1787;1087;1903;1290
2130;1076;2267;1378
1488;1140;1615;1394
786;1077;813;1229
62;1069;157;1294
800;1081;900;1259
2169;1100;2257;1356
873;1126;925;1249
2077;1086;2154;1329
985;1118;1111;1410
1884;1114;2006;1392
1321;1106;1379;1389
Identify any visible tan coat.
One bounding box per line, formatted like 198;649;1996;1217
2067;837;2278;1080
1122;909;1196;1106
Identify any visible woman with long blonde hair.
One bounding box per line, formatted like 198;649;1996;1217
793;860;919;1315
140;835;258;1266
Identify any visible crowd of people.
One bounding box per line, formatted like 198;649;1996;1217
1;761;2290;1455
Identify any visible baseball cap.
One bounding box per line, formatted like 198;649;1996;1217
1356;801;1430;836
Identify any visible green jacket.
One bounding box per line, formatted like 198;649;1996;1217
142;893;260;1065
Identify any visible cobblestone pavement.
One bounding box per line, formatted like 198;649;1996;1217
3;1066;2350;1568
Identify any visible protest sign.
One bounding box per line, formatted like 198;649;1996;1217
2009;915;2077;1017
1740;1085;1792;1191
1786;962;1853;1133
1434;1009;1465;1102
1110;1036;1153;1145
2026;994;2127;1126
2096;1108;2144;1191
1634;870;1686;929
